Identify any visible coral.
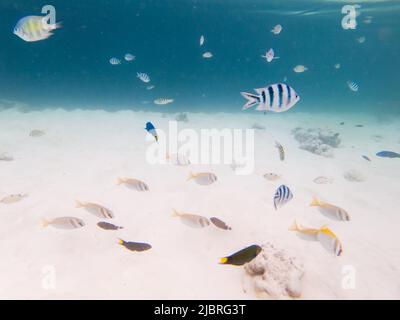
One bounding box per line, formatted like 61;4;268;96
244;242;304;299
175;112;189;123
343;169;365;182
291;127;341;158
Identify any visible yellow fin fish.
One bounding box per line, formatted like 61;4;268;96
187;172;217;186
310;197;350;221
172;209;210;228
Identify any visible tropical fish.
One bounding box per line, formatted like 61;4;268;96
187;172;217;186
97;222;123;230
271;24;282;35
145;122;158;142
13;15;62;42
137;72;150;83
273;185;293;210
289;220;343;256
200;35;205;46
340;122;345;125
117;178;149;191
1;193;28;204
219;245;262;266
293;65;308;73
109;57;121;65
154;98;174;105
261;49;279;63
202;52;213;59
124;53;135;61
355;124;363;128
172;209;210;228
275;141;285;161
357;36;366;44
241;83;300;113
334;63;341;69
362;155;371;162
347;81;359;92
42;217;85;230
263;173;281;181
310;197;351;221
29;129;45;137
75;201;114;219
146;85;155;90
376;151;400;158
166;152;191;166
313;176;333;184
118;239;152;252
210;217;232;230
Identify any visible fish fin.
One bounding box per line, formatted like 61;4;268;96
171;209;180;218
117;238;125;245
41;219;50;228
254;88;264;94
310;197;320;207
116;178;125;185
55;21;63;29
274;56;280;60
219;257;229;264
75;200;84;208
289;220;299;232
240;92;260;110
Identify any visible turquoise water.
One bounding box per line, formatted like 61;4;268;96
0;0;399;113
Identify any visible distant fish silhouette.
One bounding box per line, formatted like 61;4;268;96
376;151;400;158
362;155;371;162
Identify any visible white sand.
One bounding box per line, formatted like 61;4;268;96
0;107;399;299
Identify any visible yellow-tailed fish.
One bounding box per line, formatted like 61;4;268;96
117;178;149;192
310;197;350;221
118;239;152;252
76;201;114;219
97;222;123;230
172;209;210;228
219;245;262;266
187;172;217;186
42;217;85;230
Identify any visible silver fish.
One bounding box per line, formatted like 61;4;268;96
172;209;210;228
1;193;28;204
117;178;149;192
42;217;85;230
188;172;217;186
76;201;114;219
275;141;285;161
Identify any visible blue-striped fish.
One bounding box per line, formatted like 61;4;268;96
347;81;359;92
137;72;150;83
13;16;62;42
241;83;300;112
275;141;285;161
273;185;293;210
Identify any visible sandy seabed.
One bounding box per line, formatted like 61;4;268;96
0;108;399;299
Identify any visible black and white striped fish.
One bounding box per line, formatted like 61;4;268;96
137;72;150;83
241;83;300;113
347;81;359;92
273;185;293;210
275;141;285;161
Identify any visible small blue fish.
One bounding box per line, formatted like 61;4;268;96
362;155;371;162
376;151;400;158
145;122;158;142
273;185;293;210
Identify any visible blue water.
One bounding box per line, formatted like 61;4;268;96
0;0;399;113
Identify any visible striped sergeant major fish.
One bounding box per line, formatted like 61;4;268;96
13;15;62;42
241;83;300;113
273;185;293;210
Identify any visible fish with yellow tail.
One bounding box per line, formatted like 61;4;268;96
118;239;152;252
75;201;114;219
187;171;217;186
116;178;149;192
310;197;350;221
289;220;343;256
172;209;210;228
219;245;262;266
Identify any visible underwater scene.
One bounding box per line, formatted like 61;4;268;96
0;0;400;300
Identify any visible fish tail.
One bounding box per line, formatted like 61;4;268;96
75;200;84;208
289;220;299;232
116;178;125;185
310;197;320;207
117;238;125;245
187;172;195;181
171;209;180;218
41;219;50;228
219;257;229;264
240;92;260;110
54;21;63;29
